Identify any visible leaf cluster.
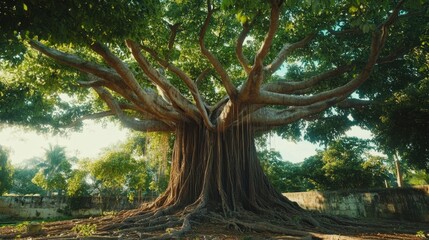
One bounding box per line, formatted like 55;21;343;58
301;137;390;190
0;146;13;195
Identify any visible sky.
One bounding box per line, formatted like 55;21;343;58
0;120;372;166
0;121;130;166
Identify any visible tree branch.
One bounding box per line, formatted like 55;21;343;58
239;2;281;101
199;0;238;100
336;98;371;109
249;97;340;127
126;40;209;126
255;11;395;107
29;40;123;85
90;42;183;122
253;2;281;69
127;41;215;130
262;64;353;94
93;87;173;132
167;23;181;60
264;33;316;76
236;22;252;74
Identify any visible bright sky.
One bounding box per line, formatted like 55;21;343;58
271;126;373;163
0;121;372;166
0;121;130;166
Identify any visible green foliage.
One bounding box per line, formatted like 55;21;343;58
10;166;45;195
90;151;135;191
302;137;389;190
0;146;13;195
0;0;427;191
67;161;91;197
72;223;97;237
13;221;30;233
259;149;309;192
0;50;95;131
406;170;429;186
373;77;429;171
415;230;427;238
0;0;159;63
31;145;72;195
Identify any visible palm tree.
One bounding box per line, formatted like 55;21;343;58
32;145;72;196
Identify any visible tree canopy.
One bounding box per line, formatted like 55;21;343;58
302;137;389;190
0;145;13;195
1;1;427;170
31;145;73;195
1;0;429;238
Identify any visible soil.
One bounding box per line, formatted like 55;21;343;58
0;216;427;239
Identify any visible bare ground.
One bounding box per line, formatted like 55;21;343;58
1;214;427;239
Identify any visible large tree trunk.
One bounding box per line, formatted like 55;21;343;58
5;124;404;239
107;123;324;238
151;123;302;214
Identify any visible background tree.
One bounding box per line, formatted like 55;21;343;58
1;0;428;238
302;137;390;190
0;145;13;195
32;145;72;196
67;160;92;197
259;149;309;192
90;151;135;198
10;166;45;195
358;42;429;172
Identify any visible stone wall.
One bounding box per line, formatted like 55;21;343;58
0;196;71;220
2;186;428;221
0;196;147;220
284;185;429;222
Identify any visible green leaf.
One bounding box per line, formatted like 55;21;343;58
349;5;359;14
23;3;28;11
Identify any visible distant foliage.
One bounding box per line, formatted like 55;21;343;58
259;149;309;192
0;146;13;195
31;145;72;196
10;167;45;195
301;137;390;190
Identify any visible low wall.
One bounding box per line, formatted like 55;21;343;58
0;196;148;221
2;186;428;222
284;185;429;222
0;196;72;220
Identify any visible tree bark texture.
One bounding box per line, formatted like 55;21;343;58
151;123;302;215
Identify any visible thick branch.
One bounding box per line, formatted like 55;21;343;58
199;0;238;100
239;3;281;101
255;20;389;106
262;65;353;94
264;33;316;76
94;87;173;132
29;41;123;85
236;23;252;74
90;42;183;122
126;40;207;125
249;97;339;127
130;41;215;130
253;3;281;69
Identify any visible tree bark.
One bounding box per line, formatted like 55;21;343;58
150;122;303;215
394;153;403;188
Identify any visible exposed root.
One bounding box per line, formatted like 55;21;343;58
0;124;424;239
0;201;426;240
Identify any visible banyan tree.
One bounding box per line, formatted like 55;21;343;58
2;0;427;238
